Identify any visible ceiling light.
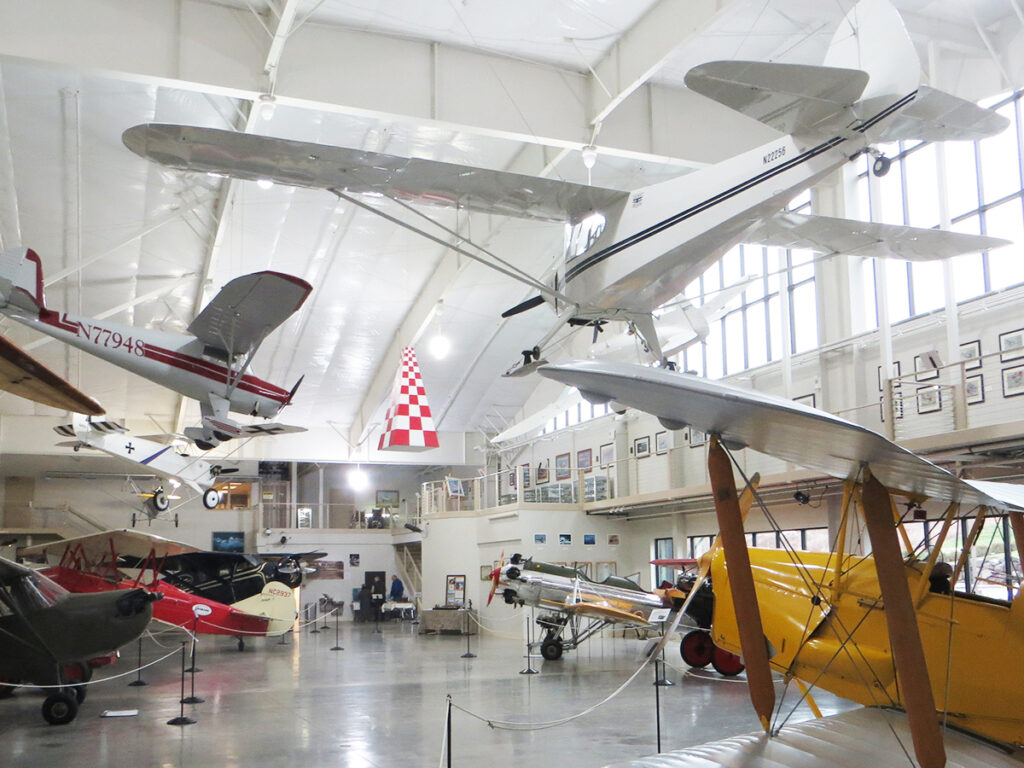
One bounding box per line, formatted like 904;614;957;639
256;178;274;190
429;334;450;359
581;144;598;170
258;94;276;121
348;467;368;491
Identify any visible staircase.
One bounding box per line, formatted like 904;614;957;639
395;541;422;612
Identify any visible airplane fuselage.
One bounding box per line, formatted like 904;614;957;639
562;101;898;316
5;306;290;418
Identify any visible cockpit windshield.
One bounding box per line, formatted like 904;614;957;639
565;213;606;262
0;567;69;614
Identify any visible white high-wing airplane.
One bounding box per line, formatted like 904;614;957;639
0;247;310;450
121;0;1008;375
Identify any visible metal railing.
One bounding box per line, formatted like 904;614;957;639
261;501;422;531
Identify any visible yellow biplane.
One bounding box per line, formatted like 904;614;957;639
540;359;1024;767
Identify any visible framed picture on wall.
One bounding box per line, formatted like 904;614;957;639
583;533;596;545
689;428;707;448
521;464;531;489
599;442;615;468
1002;365;1024;397
444;477;464;497
965;374;985;404
445;574;466;607
914;354;940;382
877;360;903;392
535;460;549;485
480;565;493;581
916;385;942;414
633;435;651;458
793;393;816;408
534;533;547;546
559;533;572;546
577;448;593;473
960;340;982;370
1000;329;1024;362
607;534;620;546
376;489;400;507
655;431;671;454
555;453;571;481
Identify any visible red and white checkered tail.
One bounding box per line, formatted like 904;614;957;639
378;346;439;452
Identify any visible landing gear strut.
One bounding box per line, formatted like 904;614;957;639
520;346;542;366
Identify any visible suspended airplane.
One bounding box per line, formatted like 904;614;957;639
22;529;301;651
538;357;1024;765
52;413;299;511
0;247;310;450
486;553;689;661
122;0;1007;376
0;555;157;724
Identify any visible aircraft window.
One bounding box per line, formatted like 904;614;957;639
11;569;68;612
0;585;14;616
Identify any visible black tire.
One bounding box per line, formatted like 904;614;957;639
151;489;170;512
72;685;87;704
42;693;78;725
203;488;220;509
680;630;714;668
540;639;563;661
872;155;891;177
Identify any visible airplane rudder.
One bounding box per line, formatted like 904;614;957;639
822;0;920;101
0;246;46;310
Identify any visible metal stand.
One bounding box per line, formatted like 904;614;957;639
373;602;382;634
460;615;476;658
310;603;320;633
167;642;196;726
330;608;344;651
519;610;539;675
277;630;289;645
654;643;674;686
128;635;147;687
445;694;453;768
185;619;202;673
321;605;331;630
654;657;662;753
181;635;204;705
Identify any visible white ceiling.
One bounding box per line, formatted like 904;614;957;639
0;0;1020;464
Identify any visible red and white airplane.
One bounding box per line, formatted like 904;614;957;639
122;0;1009;375
0;247;310;450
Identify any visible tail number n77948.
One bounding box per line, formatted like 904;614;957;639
763;146;786;165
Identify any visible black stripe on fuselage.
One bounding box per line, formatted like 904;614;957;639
565;91;918;283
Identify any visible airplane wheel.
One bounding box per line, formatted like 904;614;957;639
72;685;87;704
42;693;78;725
540;638;563;661
680;629;714;668
710;646;745;677
202;488;221;509
151;489;170;512
872;155;891;177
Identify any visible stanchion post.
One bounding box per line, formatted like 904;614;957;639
654;658;662;753
182;634;204;705
321;604;331;630
185;618;202;673
654;633;673;686
310;602;320;634
446;694;453;768
167;641;196;726
519;609;538;675
461;610;476;658
330;606;343;651
128;635;147;687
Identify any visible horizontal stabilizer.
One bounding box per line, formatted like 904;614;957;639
501;294;546;318
565;601;649;625
684;61;867;136
237;422;306;438
0;334;104;415
124;123;628;223
875;85;1010;142
188;271;312;355
54;418;125;437
746;212;1009;261
231;581;296;636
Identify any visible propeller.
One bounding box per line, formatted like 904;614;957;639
285;374;305;407
487;551;505;606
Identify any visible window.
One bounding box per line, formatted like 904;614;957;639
654;537;674;587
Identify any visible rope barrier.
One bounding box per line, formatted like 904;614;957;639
193;606;339;636
0;645;181;690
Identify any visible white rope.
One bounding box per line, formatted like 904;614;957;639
0;646;181;690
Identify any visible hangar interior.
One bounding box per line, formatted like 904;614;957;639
2;1;1024;766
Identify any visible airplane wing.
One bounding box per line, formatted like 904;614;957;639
20;529;201;566
684;61;868;136
538;359;1024;512
122;123;629;223
188;271;312;356
236;422;306;438
745;212;1009;261
563;601;650;625
876;85;1010;142
0;333;104;415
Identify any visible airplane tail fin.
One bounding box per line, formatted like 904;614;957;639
822;0;920;103
231;581;296;636
0;247;47;313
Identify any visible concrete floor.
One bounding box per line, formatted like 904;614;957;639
0;617;856;768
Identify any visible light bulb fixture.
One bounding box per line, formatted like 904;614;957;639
256;178;274;190
429;334;451;359
581;144;598;170
258;93;276;121
348;466;369;491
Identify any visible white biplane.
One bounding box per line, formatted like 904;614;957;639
0;247;310;450
122;0;1007;375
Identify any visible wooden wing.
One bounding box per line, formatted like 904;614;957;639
0;334;103;415
188;271;312;356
